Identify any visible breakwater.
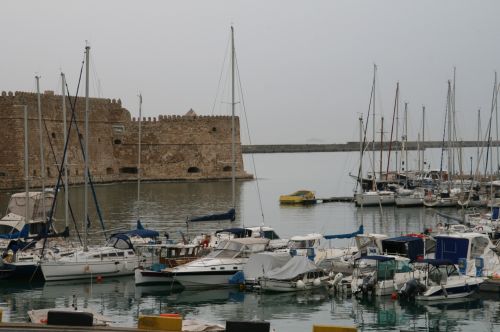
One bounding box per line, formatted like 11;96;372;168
242;141;499;154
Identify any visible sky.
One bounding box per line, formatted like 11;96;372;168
1;1;500;145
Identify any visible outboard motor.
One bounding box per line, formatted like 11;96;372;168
398;278;424;299
360;275;376;296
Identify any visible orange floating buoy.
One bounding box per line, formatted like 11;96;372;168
160;313;180;317
40;318;48;324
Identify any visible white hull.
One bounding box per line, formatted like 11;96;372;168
134;268;173;285
423;198;457;208
395;196;423;207
42;259;137;281
173;272;237;288
259;278;327;292
355;192;395;206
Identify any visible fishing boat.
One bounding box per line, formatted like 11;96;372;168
165;237;269;288
398;259;483;301
258;256;331;292
279;190;316;205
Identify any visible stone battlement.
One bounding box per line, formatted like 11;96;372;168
0;91;251;190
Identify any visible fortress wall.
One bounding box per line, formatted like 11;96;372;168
0;91;250;190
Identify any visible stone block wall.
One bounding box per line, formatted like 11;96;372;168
0;91;251;190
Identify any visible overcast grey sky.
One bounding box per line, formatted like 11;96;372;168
1;1;499;144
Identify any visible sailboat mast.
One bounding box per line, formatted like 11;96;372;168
477;109;481;173
359;116;364;223
137;94;142;219
372;64;377;189
24;105;29;223
379;117;383;178
36;76;46;222
494;72;499;174
447;80;452;184
404;102;408;183
84;45;90;252
451;67;456;175
422;106;425;172
231;26;236;209
61;73;69;230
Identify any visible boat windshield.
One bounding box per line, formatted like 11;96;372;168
262;230;280;240
207;249;240;259
289;239;316;249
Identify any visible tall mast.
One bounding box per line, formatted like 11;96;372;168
422;106;425;172
477;109;481;173
84;45;90;252
137;93;142;219
386;82;398;177
451;67;456;175
372;64;377;189
379;116;384;178
231;26;236;209
447;80;452;184
494;71;499;174
403;102;409;187
359;116;364;224
61;73;69;230
36;76;46;222
23;105;29;222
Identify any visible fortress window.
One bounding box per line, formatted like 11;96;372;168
114;139;122;145
106;167;114;175
212;127;217;132
51;132;56;139
187;167;201;173
0;172;5;177
223;166;232;172
33;170;37;176
78;134;83;140
119;167;138;174
112;125;125;134
47;167;51;177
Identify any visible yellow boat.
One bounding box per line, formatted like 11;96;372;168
279;190;316;205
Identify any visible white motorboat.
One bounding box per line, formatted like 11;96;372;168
165;237;269;288
259;256;331;292
40;234;143;281
351;255;425;297
398;259;483;301
134;242;206;285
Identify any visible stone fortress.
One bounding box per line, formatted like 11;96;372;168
0;90;251;190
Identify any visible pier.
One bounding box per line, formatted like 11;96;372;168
242;140;500;154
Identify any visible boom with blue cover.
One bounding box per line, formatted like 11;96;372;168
324;225;364;240
189;208;236;222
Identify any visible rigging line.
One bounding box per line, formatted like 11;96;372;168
211;32;231;115
90;52;102;98
386;83;398;177
355;77;375;192
439;83;450;180
42;60;86;256
234;52;265;226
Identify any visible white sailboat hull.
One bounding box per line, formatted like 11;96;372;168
42;259;138;281
395;196;423;207
355;192;395;206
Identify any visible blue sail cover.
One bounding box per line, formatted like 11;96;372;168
189;208;236;222
324;225;364;240
0;224;29;240
112;220;159;239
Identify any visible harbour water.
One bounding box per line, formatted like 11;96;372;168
0;151;499;331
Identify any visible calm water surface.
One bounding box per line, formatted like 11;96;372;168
0;152;498;331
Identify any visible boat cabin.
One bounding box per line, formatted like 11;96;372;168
208;237;269;259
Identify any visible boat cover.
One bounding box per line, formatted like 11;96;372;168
243;252;292;281
324;225;364;240
264;256;319;280
189;208;236;222
382;236;424;262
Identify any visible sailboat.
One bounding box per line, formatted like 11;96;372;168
40;46;152;282
354;65;395;207
188;27;239;223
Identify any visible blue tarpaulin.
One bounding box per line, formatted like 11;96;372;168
435;236;469;264
0;224;29;240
